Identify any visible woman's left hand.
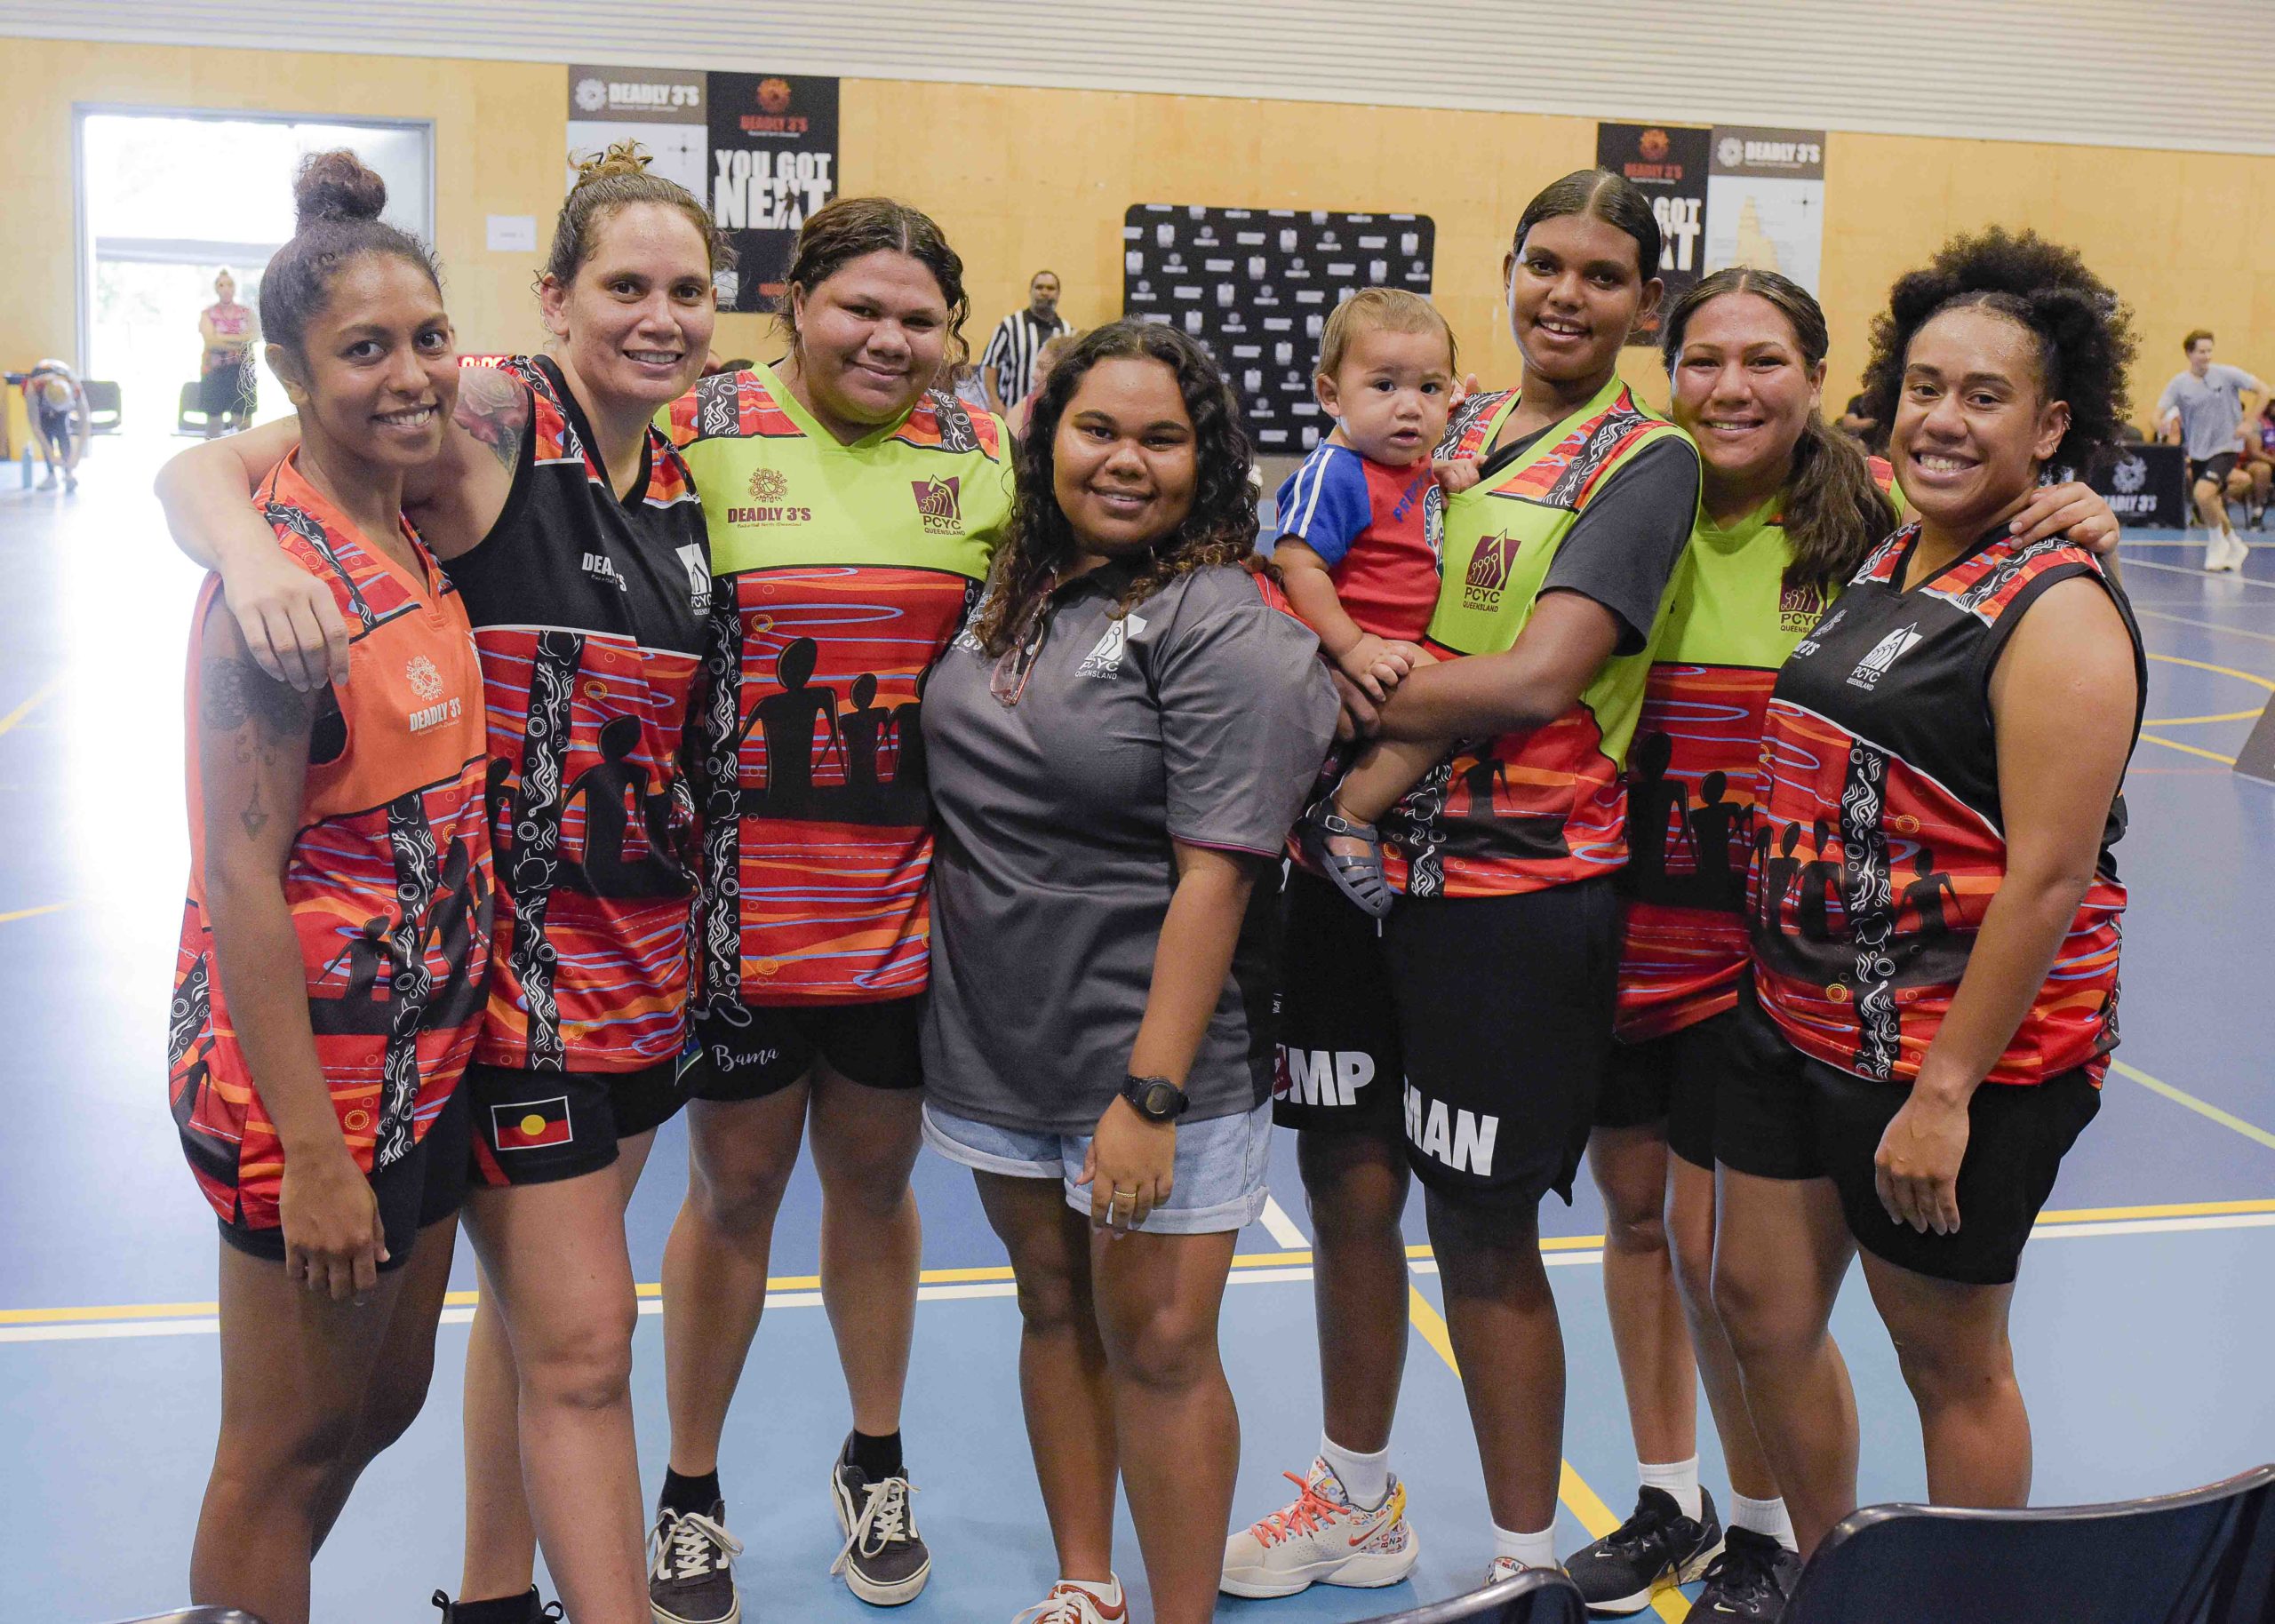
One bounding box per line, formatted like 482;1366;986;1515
1873;1090;1970;1235
2010;481;2120;556
1078;1096;1177;1234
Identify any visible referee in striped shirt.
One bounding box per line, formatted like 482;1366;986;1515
981;270;1066;415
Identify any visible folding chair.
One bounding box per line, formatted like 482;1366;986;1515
81;379;122;433
1345;1564;1588;1623
1786;1464;2275;1624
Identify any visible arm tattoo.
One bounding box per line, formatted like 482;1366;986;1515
202;657;311;838
455;367;532;474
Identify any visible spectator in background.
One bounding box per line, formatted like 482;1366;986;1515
981;269;1066;414
2239;398;2275;529
1005;330;1076;441
942;356;994;415
1835;388;1886;454
21;359;89;491
2157;330;2263;571
199;267;261;437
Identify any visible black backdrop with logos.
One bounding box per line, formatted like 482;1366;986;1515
1122;204;1436;454
1594;123;1711;347
2085;442;2188;531
706;73;839;314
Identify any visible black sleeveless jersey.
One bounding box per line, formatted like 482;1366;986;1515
444;354;713;1073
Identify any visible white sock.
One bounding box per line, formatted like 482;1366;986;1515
1638;1455;1702;1521
1058;1574;1122;1605
1492;1521;1558;1571
1321;1434;1392;1509
1731;1492;1798;1553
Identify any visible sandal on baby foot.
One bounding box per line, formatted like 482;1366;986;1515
1300;800;1397;919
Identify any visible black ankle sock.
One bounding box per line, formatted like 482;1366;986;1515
846;1428;905;1480
660;1467;723;1517
446;1589;541;1624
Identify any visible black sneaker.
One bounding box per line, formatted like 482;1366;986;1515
429;1589;561;1623
650;1501;743;1624
1563;1485;1722;1614
1683;1526;1801;1621
829;1445;932;1605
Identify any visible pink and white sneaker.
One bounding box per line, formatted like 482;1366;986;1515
1221;1457;1420;1597
1011;1577;1127;1623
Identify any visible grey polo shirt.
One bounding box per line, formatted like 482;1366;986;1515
2157;363;2263;461
921;561;1338;1133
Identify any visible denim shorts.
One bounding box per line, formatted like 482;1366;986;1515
921;1098;1273;1235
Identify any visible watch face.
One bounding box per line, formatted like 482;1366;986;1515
1145;1082;1184;1118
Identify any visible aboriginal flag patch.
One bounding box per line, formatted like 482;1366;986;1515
491;1096;572;1151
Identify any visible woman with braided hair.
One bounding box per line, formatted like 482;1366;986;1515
1712;229;2145;1587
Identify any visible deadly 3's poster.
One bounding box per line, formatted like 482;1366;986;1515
1594;123;1710;346
706;72;839;313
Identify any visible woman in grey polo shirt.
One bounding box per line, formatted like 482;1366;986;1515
920;321;1337;1624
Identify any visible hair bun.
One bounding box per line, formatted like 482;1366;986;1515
572;141;654;188
293;149;389;229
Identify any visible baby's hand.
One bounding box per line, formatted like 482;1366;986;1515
1435;457;1483;494
1338;636;1431;702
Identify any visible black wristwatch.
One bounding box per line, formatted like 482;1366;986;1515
1121;1073;1189;1123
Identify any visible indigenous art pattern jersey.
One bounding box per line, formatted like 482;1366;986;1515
171;455;491;1231
1616;462;1895;1039
1750;524;2143;1086
667;364;1012;1005
447;354;711;1071
1272;442;1444;641
1386;379;1693;898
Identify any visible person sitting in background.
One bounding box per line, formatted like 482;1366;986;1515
981;268;1067;414
2239;398;2275;529
2156;330;2262;571
200;267;261;436
22;359;89;491
1834;390;1885;454
1006;330;1077;441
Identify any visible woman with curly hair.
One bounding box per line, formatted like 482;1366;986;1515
1712;227;2146;1574
919;320;1336;1624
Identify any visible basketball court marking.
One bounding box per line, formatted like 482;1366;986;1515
0;678;60;739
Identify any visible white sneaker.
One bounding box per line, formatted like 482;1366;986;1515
2207;530;2244;572
2223;530;2251;570
1011;1578;1128;1623
1221;1458;1419;1598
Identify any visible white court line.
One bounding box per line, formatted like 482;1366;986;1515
2119;557;2275;590
2132;607;2275;648
12;1212;2275;1345
1258;1195;1310;1248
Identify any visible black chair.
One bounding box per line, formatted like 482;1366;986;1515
1787;1464;2275;1624
177;381;213;435
100;1612;267;1624
1345;1566;1587;1624
81;378;122;434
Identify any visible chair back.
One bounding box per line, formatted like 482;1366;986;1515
101;1612;268;1624
82;379;122;431
1786;1465;2275;1624
1346;1564;1587;1623
177;381;210;433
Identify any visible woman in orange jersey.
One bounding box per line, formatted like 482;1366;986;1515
172;152;489;1624
1715;232;2143;1574
161;147;724;1624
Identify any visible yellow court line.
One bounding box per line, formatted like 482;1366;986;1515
1405;1286;1692;1622
2145;652;2275;692
2113;1061;2275;1153
2139;733;2239;765
0;677;60;740
0;902;69;927
2143;710;2262;725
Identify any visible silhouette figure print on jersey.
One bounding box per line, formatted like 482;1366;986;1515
1757;822;1804;936
840;673;895;815
563;715;683;899
309;833;490;1035
1797;817;1842;941
1624;729;1692;888
1897;844;1960;947
1681;770;1751;911
738;635;844;817
883;668;931;823
1462;753;1508;822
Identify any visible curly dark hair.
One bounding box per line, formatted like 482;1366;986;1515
969;320;1259;657
1858;227;2135;478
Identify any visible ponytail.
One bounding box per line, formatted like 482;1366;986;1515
1781;413;1899;593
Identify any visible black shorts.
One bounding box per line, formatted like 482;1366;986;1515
1594;1008;1735;1172
2191;452;2240;487
682;996;926;1101
1271;867;1404;1134
1382;876;1621;1208
1718;985;2101;1286
220;1081;471;1272
36;403;73;446
467;1058;685;1187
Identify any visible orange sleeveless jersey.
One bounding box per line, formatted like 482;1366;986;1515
169;455;493;1232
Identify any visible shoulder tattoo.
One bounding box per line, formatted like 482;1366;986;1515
202;656;310;739
454;366;532;474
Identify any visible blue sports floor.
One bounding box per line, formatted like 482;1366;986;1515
4;435;2272;1622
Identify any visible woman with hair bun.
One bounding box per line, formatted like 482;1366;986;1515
1712;229;2144;1581
175;151;486;1624
161;142;727;1624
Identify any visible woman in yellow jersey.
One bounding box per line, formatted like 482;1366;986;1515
1228;169;1697;1596
1564;269;2119;1622
653;197;1015;1619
